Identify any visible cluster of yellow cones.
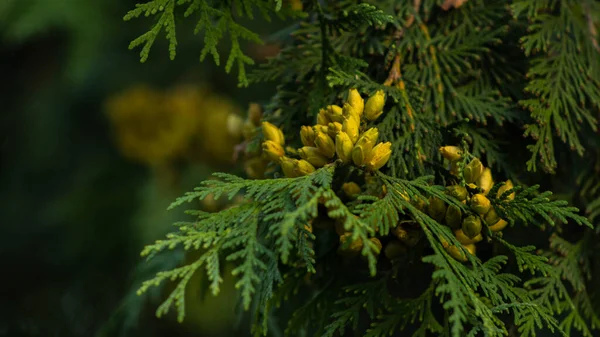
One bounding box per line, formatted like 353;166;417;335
436;146;515;261
260;89;392;177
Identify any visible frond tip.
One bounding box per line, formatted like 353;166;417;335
124;0;292;86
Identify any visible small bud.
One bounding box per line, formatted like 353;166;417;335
347;88;364;117
338;233;363;257
342;182;361;198
298;146;329;167
262;122;285;145
454;229;483;245
439;146;462;161
317;109;330;126
384;240;407;259
364;90;385;121
352;145;366;166
313;125;328;135
262;140;285;162
497;180;515;200
464;244;476;256
464;158;484;183
327;105;344;123
477;168;494;195
304;222;313;233
352;128;379;166
300;126;316;146
446;185;468;201
343;103;361;122
342;115;360;144
336;132;353;163
327;122;343;138
445;204;463;229
462;215;482;239
366;142;392;171
427;197;447;223
226;114;244;138
446;244;467;262
484;207;500;225
280;157;299;178
295;159;316;176
488;219;508;232
470;194;491;215
315;131;336;158
247;103;262;126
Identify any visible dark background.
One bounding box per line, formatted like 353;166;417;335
0;1;283;336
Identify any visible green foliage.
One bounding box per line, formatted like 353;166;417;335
490;183;592;229
123;1;600;337
512;0;600;172
124;0;300;86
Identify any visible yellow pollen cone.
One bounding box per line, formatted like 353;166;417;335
300;125;316;147
347;88;364;117
295;159;316;176
315;131;336;158
262;122;285;145
335;132;353;163
366;142;392;171
439;146;462;161
262;140;285;162
298;146;329;167
364;90;385;121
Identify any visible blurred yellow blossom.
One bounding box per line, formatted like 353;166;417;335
105;84;243;168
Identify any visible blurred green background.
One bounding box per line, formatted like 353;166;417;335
0;1;284;336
